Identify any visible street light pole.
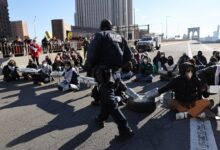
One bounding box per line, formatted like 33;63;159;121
166;16;170;40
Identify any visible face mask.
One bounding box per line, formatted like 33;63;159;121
65;66;71;70
43;63;47;67
143;58;148;63
168;60;173;65
9;65;15;71
186;71;193;80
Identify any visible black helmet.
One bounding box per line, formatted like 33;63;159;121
179;62;195;77
100;19;112;31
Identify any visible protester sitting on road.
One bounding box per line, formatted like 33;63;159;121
22;59;38;81
33;60;52;85
158;52;168;71
62;50;71;61
135;55;153;82
207;56;219;67
177;53;190;68
153;51;161;74
197;64;220;116
210;51;220;64
121;61;134;80
159;56;178;81
2;59;20;82
71;50;83;69
132;47;140;73
29;40;42;66
52;56;64;71
147;62;213;119
45;55;53;66
193;51;207;69
58;60;79;92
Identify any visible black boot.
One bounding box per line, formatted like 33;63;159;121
115;129;134;142
94;116;104;129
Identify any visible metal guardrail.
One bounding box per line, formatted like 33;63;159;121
0;43;65;58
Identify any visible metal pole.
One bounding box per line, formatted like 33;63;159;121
166;16;168;40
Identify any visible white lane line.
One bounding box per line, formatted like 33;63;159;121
190;118;218;150
187;42;193;58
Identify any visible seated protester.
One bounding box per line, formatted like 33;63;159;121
198;64;220;86
121;61;134;80
159;56;178;81
131;58;138;74
177;53;190;68
33;61;52;85
147;62;213;119
207;56;219;67
158;52;167;71
23;59;38;80
135;55;153;82
45;55;52;66
52;56;64;71
153;51;161;74
62;50;71;61
71;51;83;68
193;51;207;69
2;59;20;82
58;61;79;91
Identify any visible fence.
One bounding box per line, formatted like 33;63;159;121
0;40;82;58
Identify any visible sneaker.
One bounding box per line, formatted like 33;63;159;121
94;116;104;129
115;130;134;142
176;112;189;120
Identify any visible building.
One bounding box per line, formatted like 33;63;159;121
75;0;133;38
0;0;11;38
71;26;100;38
51;19;71;41
10;21;29;40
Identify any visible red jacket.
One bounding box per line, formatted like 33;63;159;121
30;44;42;58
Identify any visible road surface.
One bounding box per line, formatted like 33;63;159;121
0;41;220;150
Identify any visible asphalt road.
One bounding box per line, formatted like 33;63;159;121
0;41;220;150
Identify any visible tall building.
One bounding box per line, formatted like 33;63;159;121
75;0;133;38
0;0;11;38
51;19;71;41
10;21;29;40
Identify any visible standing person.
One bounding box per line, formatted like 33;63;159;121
82;37;90;58
87;19;133;141
29;40;42;66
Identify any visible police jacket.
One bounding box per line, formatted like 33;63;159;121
87;30;133;70
158;75;206;103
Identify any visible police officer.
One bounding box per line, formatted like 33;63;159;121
87;19;133;141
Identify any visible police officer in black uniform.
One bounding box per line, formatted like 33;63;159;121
87;19;134;141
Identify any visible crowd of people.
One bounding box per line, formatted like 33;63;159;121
1;19;220;142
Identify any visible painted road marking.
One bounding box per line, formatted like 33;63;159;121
190;118;218;150
187;42;193;58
